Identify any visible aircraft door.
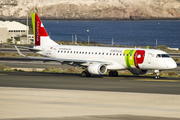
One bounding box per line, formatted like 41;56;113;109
50;47;56;58
147;53;152;64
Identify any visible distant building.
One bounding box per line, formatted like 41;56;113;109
0;21;29;44
20;34;34;44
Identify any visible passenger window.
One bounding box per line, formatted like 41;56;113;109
79;52;81;54
70;51;72;53
92;52;94;54
95;52;97;55
102;53;104;55
120;54;121;56
74;51;75;54
99;52;101;55
67;51;69;53
64;51;66;53
110;53;112;55
116;53;118;56
113;53;115;55
89;52;90;54
106;53;108;55
58;51;59;53
85;52;87;54
76;51;78;54
61;51;63;53
82;52;84;54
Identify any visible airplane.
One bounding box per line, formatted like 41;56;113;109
15;13;177;79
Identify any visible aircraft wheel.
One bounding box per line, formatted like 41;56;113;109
155;75;160;79
109;71;118;77
81;71;87;77
86;72;91;77
81;71;91;77
109;71;113;77
114;71;118;77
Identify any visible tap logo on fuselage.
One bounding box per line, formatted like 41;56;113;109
123;50;145;68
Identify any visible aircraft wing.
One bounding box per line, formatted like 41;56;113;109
28;56;109;64
15;45;109;65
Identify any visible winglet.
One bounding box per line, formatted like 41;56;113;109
14;45;27;57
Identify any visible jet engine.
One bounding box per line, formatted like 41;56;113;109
129;69;148;75
87;63;107;75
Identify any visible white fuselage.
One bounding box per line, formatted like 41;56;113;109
36;45;177;71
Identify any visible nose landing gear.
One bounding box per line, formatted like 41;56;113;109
154;70;160;79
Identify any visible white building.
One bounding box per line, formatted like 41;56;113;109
0;21;29;44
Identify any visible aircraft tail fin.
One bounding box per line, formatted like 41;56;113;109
31;13;58;46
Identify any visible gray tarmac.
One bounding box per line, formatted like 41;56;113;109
0;71;180;120
0;47;31;53
0;71;180;94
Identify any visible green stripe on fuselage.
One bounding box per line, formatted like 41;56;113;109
123;49;136;68
31;13;36;42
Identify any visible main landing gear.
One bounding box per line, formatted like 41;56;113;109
154;70;160;79
109;70;118;77
81;71;91;77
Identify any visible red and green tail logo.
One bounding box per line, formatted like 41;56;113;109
31;13;48;46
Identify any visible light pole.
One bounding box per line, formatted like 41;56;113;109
87;30;89;45
75;34;77;44
25;10;28;44
156;39;157;46
72;34;73;44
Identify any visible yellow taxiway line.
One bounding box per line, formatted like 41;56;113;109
0;74;7;75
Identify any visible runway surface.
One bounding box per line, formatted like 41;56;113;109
1;71;180;94
0;71;180;120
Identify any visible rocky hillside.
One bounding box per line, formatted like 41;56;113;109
1;0;180;20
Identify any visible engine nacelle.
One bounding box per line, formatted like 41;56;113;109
87;64;107;75
129;69;148;75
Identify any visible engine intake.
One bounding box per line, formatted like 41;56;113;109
88;63;107;75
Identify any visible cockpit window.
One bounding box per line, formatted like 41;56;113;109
156;54;161;58
156;54;170;58
162;54;170;58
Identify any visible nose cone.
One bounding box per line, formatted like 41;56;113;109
169;59;177;69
